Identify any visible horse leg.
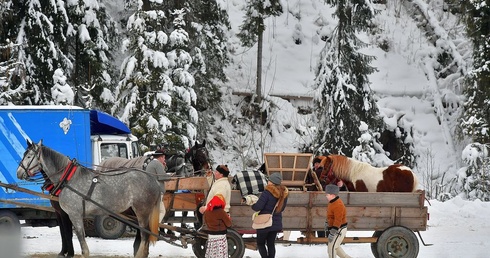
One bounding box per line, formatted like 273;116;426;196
133;229;141;257
60;210;74;257
51;201;74;258
70;216;90;258
134;219;150;258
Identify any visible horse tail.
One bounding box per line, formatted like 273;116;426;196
148;194;161;244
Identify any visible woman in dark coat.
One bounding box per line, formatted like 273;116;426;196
251;172;289;258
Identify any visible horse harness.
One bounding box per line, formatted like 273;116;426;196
319;161;335;185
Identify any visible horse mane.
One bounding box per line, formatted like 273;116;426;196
40;145;71;172
322;155;351;180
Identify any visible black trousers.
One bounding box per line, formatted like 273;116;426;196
256;231;278;258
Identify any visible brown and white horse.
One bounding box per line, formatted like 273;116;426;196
320;154;418;192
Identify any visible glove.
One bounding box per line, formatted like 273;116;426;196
328;228;337;242
324;222;329;233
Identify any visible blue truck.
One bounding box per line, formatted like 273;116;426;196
0;106;140;238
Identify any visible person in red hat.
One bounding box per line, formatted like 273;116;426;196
203;194;232;258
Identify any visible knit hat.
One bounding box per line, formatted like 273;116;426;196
207;194;226;211
215;165;230;177
325;184;339;195
269;173;282;185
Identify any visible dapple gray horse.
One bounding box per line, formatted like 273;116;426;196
16;140;161;258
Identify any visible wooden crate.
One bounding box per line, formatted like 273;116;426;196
264;153;313;190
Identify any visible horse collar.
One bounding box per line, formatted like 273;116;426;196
47;160;79;197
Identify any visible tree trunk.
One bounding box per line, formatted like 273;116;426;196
256;28;263;103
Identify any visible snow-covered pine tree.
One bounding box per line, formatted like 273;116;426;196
459;0;490;145
51;68;74;105
14;0;73;104
312;0;382;157
237;0;283;103
113;1;198;152
64;1;119;110
456;143;490;201
352;121;376;164
166;0;231;142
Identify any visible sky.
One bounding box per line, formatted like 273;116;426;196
10;0;488;257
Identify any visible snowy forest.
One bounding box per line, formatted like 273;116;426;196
0;0;489;202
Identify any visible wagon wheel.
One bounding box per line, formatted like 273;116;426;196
375;226;419;258
94;214;127;239
371;230;383;257
192;229;245;258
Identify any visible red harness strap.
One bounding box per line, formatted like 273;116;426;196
49;160;78;197
319;162;334;184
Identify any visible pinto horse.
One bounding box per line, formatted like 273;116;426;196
319;154;418;192
17;140;161;258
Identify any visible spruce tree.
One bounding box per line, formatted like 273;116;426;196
113;1;198;152
168;0;231;142
237;0;283;103
1;0;119;107
460;0;490;144
64;1;119;110
313;0;383;159
15;0;72;104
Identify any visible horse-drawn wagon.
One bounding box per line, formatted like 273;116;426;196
7;146;430;258
164;153;430;258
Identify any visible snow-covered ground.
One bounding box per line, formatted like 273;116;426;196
15;197;490;258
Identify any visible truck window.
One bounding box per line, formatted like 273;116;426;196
100;143;129;161
132;141;141;157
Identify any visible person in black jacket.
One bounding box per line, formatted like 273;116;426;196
251;173;289;258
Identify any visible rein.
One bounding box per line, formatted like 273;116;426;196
319;161;334;184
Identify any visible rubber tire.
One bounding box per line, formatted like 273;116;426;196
94;215;127;239
192;229;245;258
371;230;383;257
0;210;21;232
84;219;98;237
376;226;419;258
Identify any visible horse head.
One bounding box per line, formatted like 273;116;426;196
185;140;210;175
17;139;44;180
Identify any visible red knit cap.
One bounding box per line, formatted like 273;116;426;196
207;194;226;211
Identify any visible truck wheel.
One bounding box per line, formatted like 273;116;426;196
371;230;382;257
192;229;245;258
84;219;97;237
94;215;126;239
376;226;419;258
0;210;20;232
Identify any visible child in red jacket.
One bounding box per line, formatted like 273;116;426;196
203;194;232;258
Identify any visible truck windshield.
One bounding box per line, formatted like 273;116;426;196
100;143;129;161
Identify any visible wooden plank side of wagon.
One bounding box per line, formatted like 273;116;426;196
230;190;428;232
